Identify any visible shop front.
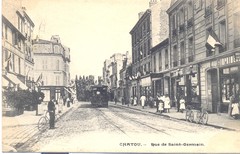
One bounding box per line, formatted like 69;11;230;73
140;75;152;99
151;73;163;98
170;64;200;107
203;53;240;113
219;54;240;113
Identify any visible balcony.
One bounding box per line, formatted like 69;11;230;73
25;55;34;63
2;40;24;57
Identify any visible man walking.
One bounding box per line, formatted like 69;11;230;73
48;96;56;129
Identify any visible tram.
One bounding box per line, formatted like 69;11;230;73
90;85;109;107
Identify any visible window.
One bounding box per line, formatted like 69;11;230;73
56;75;60;85
56;60;60;70
5;25;7;39
153;55;156;72
187;1;193;19
180;42;185;65
148;39;151;55
179;8;184;25
205;0;213;17
219;20;227;53
217;0;225;9
234;12;240;48
159;52;162;71
194;0;202;11
173;45;178;67
165;49;169;69
188;37;194;62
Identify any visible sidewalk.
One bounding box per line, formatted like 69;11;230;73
110;101;240;131
2;102;78;152
2;102;76;127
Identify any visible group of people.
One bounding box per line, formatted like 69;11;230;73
155;94;171;113
128;93;187;114
47;95;74;129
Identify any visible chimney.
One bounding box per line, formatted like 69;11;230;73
149;0;157;7
138;12;145;19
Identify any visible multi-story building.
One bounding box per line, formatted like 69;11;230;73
130;0;170;101
119;51;132;104
167;0;240;113
2;0;34;91
32;35;71;101
102;59;111;86
151;38;170;98
103;53;126;100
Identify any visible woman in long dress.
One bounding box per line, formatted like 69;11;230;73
179;96;186;113
232;102;239;119
164;94;171;113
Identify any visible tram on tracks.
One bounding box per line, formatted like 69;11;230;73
90;85;109;107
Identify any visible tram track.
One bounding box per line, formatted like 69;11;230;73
108;105;197;134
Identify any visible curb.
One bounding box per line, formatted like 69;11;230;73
112;103;237;131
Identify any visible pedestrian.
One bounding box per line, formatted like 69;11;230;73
58;96;64;113
130;96;133;106
164;94;171;113
66;97;71;108
113;96;117;105
231;96;240;119
229;94;235;116
140;95;146;109
133;96;137;106
179;95;186;113
159;94;164;113
149;95;154;108
122;97;125;105
48;96;56;129
155;94;160;112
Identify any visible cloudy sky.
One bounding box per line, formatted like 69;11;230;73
22;0;151;79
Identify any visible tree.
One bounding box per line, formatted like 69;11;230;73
3;89;45;116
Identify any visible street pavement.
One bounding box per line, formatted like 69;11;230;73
111;101;240;131
14;101;240;153
2;100;240;152
2;102;77;152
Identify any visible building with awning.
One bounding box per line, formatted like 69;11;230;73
2;73;28;90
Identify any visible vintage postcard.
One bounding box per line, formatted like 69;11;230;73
2;0;240;153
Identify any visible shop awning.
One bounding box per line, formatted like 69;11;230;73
3;73;28;90
151;73;163;81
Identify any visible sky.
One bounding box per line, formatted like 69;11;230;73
21;0;151;79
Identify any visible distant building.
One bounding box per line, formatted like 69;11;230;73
32;35;71;101
103;53;126;101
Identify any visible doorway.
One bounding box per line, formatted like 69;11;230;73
207;69;219;113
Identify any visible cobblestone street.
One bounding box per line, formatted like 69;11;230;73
12;101;240;153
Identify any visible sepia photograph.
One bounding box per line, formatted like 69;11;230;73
1;0;240;153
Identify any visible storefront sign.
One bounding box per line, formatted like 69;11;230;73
141;76;151;87
219;55;239;66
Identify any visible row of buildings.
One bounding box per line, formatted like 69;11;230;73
2;0;71;106
103;0;240;114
